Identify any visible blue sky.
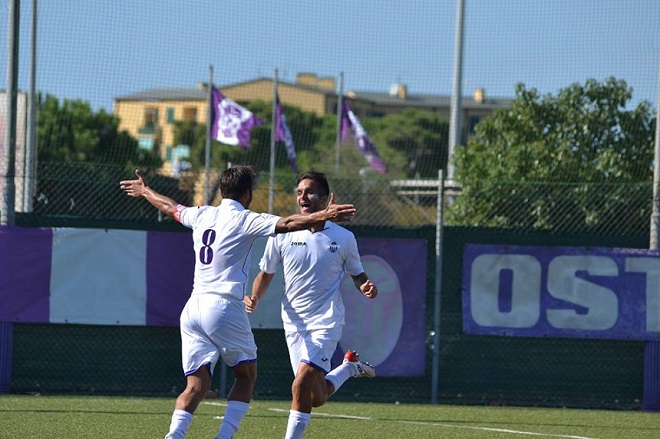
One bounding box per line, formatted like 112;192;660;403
1;0;659;112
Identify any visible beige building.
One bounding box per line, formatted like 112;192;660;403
113;73;510;166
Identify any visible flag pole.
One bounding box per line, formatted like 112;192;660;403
643;57;660;412
0;0;20;396
204;65;213;204
24;0;37;213
447;0;464;185
335;72;344;174
1;0;19;226
269;69;278;214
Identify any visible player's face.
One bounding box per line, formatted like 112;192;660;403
296;179;327;214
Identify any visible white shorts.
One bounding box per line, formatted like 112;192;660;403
180;294;257;375
285;326;342;375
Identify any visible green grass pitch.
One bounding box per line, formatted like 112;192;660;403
1;394;658;438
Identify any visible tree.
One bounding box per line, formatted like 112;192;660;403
370;108;449;178
37;94;162;168
448;77;656;235
301;108;447;179
34;94;167;218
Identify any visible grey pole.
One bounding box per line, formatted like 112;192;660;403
269;69;278;214
431;169;445;404
651;61;660;249
24;0;37;213
2;0;20;226
204;66;213;204
335;72;344;174
0;0;19;397
447;0;464;184
643;58;660;412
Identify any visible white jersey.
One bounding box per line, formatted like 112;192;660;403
259;222;364;332
176;198;280;300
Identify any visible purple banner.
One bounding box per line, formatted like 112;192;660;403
0;224;428;381
463;244;660;340
0;226;51;322
146;231;195;326
335;238;427;377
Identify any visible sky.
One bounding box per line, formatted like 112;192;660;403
1;0;659;113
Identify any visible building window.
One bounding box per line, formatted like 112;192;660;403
173;144;191;161
143;107;158;132
171;144;192;178
138;137;155;151
468;115;482;135
167;107;175;124
367;110;385;118
183;107;198;122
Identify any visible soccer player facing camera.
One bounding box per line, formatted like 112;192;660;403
247;171;378;439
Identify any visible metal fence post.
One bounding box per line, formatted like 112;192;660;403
0;322;12;394
431;170;445;404
643;60;660;412
0;0;20;396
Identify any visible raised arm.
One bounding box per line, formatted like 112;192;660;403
120;169;181;217
274;193;355;233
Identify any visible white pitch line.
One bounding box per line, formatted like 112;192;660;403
203;401;228;407
401;420;597;439
267;407;371;420
204;402;597;439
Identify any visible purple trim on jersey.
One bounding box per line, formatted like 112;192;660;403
301;358;329;374
184;362;213;377
145;231;195;326
233;358;257;367
0;226;52;322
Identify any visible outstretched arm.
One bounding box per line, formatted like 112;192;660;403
120;169;181;217
274;193;355;233
351;272;378;299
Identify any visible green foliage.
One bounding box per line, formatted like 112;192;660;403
33;162;192;221
37;94;162;169
33;94;176;218
448;77;656;234
370;108;449;178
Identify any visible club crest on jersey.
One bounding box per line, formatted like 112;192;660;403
329;242;338;252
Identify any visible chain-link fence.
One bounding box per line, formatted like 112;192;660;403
12;160;656;238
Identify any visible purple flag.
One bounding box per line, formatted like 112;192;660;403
210;87;263;147
340;100;387;174
275;95;299;174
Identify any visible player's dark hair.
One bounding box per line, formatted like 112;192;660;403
220;165;257;200
297;171;330;197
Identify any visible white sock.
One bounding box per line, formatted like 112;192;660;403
284;409;311;439
166;409;193;439
215;400;250;439
325;362;356;394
